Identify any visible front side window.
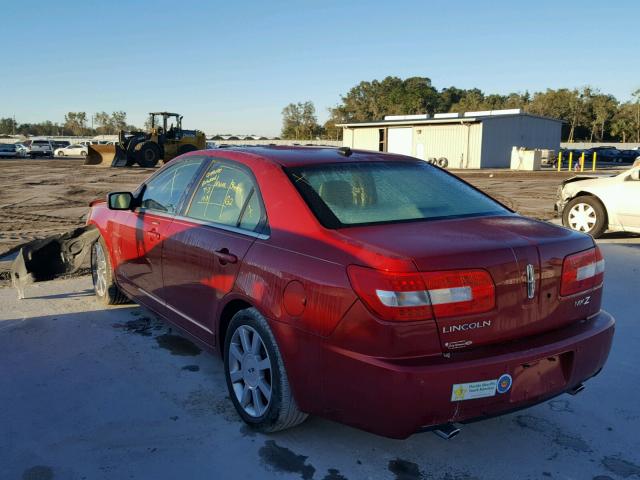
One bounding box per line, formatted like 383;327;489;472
186;162;265;231
140;158;203;214
287;161;509;228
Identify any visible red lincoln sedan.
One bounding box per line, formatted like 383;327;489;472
87;146;614;439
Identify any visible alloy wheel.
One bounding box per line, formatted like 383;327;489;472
91;242;107;297
228;325;273;418
568;202;597;232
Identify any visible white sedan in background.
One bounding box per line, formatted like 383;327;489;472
54;144;88;157
14;144;29;157
556;162;640;237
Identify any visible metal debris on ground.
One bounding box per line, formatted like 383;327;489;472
10;226;98;299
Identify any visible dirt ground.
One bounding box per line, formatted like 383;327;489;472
0;158;155;257
0;157;597;257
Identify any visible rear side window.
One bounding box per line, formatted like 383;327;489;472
140;158;203;214
186;162;264;231
287;161;508;228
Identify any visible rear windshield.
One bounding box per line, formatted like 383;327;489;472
287;161;509;228
33;140;50;145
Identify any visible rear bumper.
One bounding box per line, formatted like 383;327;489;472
320;310;614;439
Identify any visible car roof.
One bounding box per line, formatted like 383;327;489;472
195;145;413;168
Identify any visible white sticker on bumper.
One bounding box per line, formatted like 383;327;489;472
451;379;498;401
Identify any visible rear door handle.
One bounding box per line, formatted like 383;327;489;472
147;228;161;240
214;248;238;265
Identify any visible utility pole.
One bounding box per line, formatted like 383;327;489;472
12;115;15;135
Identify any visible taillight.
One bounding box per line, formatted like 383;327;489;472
347;265;495;322
347;266;432;321
422;270;495;318
560;246;605;296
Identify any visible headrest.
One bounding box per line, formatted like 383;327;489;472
235;181;249;208
318;180;354;208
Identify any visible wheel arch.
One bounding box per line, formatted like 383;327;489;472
218;298;254;356
86;219;120;276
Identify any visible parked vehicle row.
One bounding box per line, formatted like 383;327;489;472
560;146;640;165
0;139;96;159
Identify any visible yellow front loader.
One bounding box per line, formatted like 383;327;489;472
85;112;206;168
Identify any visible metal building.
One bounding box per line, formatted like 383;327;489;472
337;109;562;169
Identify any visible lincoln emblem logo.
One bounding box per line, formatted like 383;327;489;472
526;264;535;299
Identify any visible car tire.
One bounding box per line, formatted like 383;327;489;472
437;157;449;168
136;141;162;168
562;195;607;238
58;151;65;157
81;151;87;156
224;308;308;433
91;236;129;305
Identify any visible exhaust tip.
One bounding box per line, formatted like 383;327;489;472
568;383;585;396
433;423;461;440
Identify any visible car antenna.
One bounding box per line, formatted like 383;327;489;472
337;147;352;157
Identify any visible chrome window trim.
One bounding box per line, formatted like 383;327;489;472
133;209;269;240
134;207;174;218
173;214;270;240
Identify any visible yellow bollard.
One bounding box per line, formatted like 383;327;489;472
580;152;585;172
557;151;563;172
592;152;597;171
568;151;573;171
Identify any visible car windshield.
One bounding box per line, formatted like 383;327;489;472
287;161;509;228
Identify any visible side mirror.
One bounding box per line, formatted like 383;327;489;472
108;192;134;210
630;169;640;181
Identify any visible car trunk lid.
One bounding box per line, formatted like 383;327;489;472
339;214;600;351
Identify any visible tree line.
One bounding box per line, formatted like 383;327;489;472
0;111;138;137
281;77;640;142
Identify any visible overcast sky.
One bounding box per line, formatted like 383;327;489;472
3;0;639;136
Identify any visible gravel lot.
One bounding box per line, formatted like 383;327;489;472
0;238;638;480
